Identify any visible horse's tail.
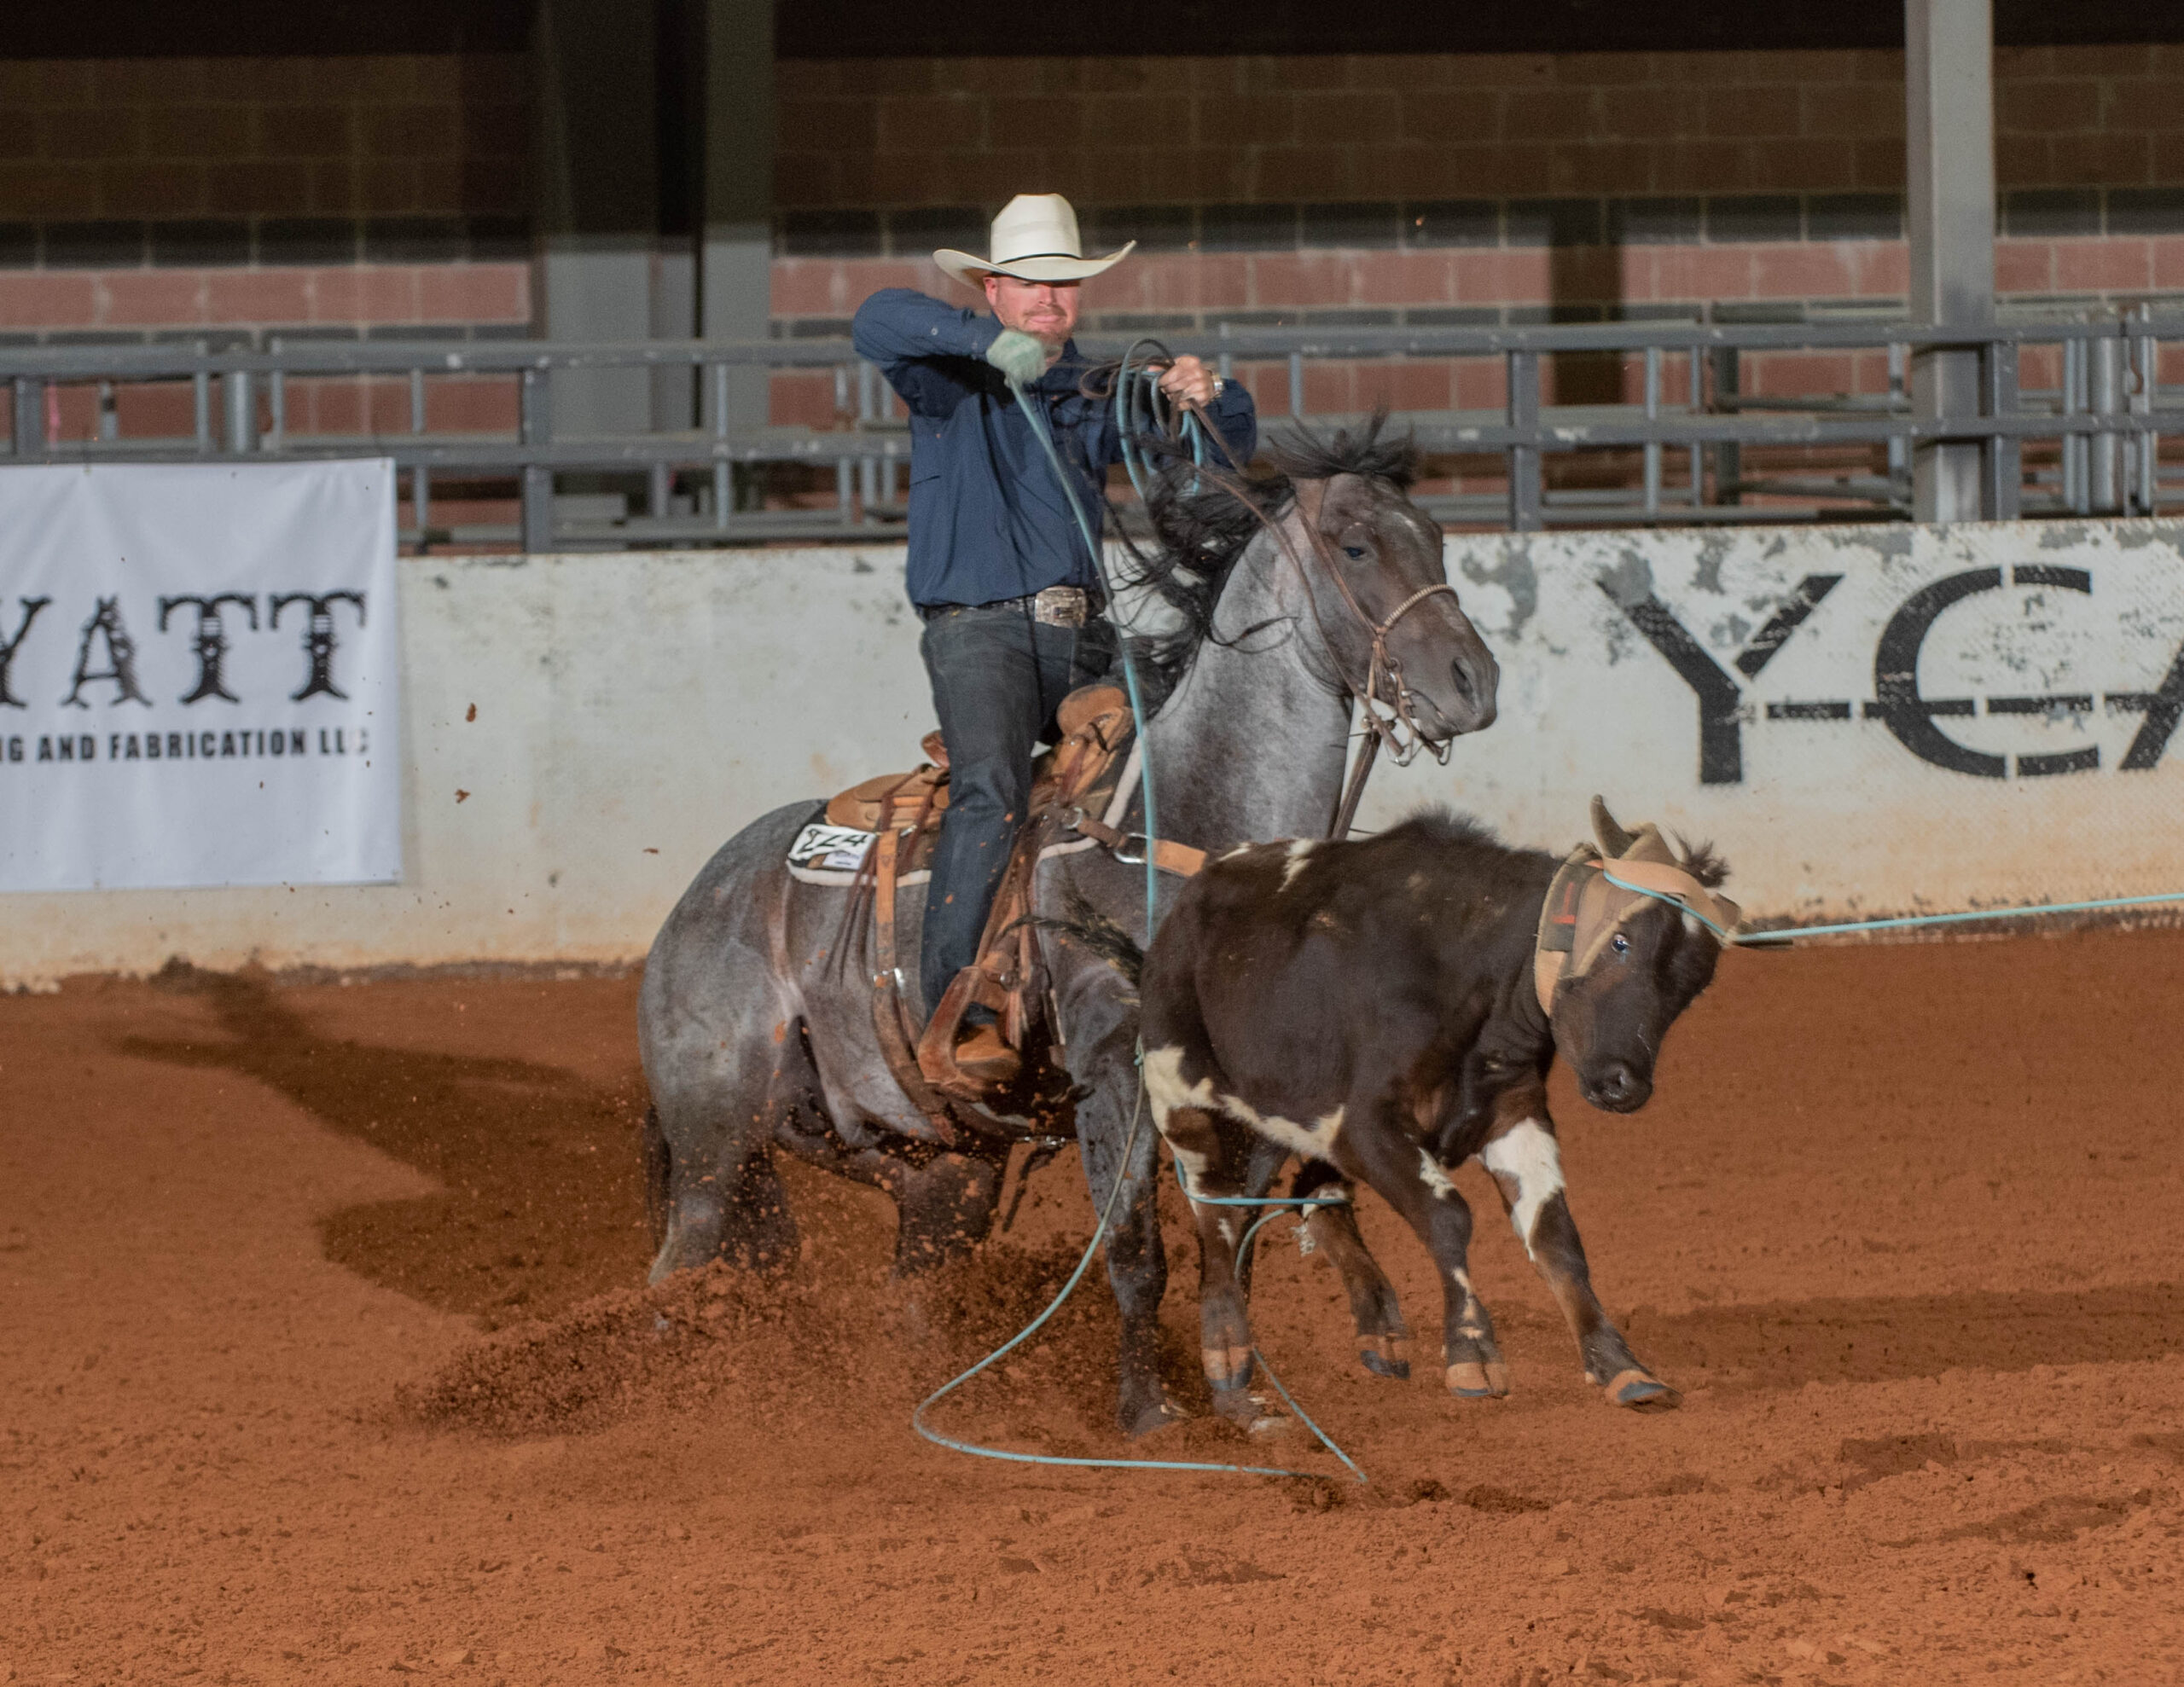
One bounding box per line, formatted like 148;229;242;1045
1032;884;1146;987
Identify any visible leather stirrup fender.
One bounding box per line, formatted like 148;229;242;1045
868;826;964;1144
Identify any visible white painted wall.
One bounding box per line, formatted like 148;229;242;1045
0;547;933;985
4;520;2181;983
1365;519;2184;924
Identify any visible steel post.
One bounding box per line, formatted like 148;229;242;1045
700;0;774;432
2133;305;2158;512
520;367;554;554
1981;340;2020;519
12;378;43;455
1710;345;1741;505
1905;0;1996;523
2090;330;2123;514
1642;345;1663;515
224;368;256;454
1507;350;1542;531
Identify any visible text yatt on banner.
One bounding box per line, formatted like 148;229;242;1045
0;461;399;892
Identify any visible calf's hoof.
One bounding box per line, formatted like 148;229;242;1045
1602;1367;1682;1412
1356;1335;1411;1381
1211;1385;1293;1440
1444;1359;1512;1399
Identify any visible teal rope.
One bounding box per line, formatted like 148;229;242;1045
921;375;1366;1486
1597;867;2184;947
911;1058;1368;1484
1008;369;1160;937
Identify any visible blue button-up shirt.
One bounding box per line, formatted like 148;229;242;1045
851;288;1258;609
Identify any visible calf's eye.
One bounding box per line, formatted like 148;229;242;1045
1610;932;1631;955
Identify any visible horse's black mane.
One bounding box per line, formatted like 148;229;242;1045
1118;410;1422;711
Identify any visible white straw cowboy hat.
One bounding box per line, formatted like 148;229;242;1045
933;194;1136;286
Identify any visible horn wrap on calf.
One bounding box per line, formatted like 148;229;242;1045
1533;822;1744;1017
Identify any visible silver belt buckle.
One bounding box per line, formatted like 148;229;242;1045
1032;586;1089;628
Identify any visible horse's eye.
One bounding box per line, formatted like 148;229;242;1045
1342;544;1368;560
1611;932;1631;955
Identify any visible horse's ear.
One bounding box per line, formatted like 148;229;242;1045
1590;795;1635;858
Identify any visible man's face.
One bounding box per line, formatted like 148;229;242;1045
983;274;1081;348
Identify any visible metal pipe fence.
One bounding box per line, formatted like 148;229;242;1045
4;313;2181;551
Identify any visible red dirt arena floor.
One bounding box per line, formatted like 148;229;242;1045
3;928;2182;1685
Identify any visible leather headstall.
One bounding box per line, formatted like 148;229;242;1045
1532;823;1743;1017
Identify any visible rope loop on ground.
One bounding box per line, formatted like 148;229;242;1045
911;1052;1370;1486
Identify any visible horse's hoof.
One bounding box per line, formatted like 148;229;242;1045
1356;1336;1411;1380
1242;1410;1295;1440
1445;1360;1511;1399
1604;1368;1681;1412
1122;1396;1188;1440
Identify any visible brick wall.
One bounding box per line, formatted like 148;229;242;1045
765;46;2184;427
776;45;2184;215
0;54;528;236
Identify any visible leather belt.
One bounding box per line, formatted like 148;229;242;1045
920;586;1106;627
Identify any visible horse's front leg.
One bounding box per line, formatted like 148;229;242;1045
1478;1103;1678;1412
1066;1008;1178;1438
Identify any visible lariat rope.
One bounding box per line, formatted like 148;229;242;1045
912;371;1373;1483
1600;869;2184;948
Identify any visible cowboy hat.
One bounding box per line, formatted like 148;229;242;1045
933;194;1136;286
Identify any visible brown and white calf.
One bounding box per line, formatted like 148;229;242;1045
1130;799;1737;1431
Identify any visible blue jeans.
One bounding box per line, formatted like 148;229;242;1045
918;601;1117;1022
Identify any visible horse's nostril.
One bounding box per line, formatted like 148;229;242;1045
1449;659;1473;703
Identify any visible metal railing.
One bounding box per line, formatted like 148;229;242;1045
3;312;2178;550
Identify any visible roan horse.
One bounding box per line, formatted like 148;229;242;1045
638;422;1501;1434
1118;798;1736;1431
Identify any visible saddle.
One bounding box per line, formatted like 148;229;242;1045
819;681;1144;1138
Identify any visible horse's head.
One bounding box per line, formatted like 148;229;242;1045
1541;797;1736;1114
1278;428;1497;746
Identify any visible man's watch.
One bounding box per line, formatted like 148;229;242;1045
1209;375;1226;398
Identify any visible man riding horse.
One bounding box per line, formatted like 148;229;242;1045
851;194;1258;1086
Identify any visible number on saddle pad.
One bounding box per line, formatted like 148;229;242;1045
787;821;878;876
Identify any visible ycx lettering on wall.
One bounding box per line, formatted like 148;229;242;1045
0;590;368;713
1601;564;2184;784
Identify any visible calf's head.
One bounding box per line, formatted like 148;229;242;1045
1537;797;1737;1114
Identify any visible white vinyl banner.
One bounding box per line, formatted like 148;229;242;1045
1365;520;2184;920
0;461;399;891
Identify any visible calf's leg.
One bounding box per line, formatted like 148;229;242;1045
1342;1120;1511;1400
1292;1161;1412;1379
1478;1110;1678;1412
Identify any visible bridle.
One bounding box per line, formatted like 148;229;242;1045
1170;398;1467;837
